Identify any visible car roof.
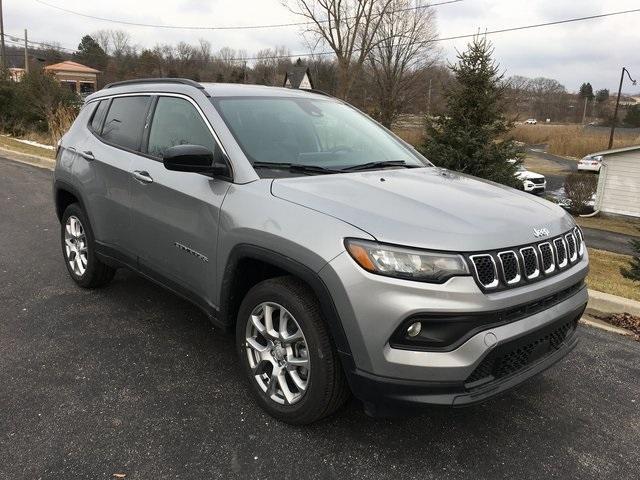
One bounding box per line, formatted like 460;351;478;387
86;79;336;103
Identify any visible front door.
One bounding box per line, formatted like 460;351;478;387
127;95;231;309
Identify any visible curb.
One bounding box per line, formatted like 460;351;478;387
0;147;55;171
580;315;633;337
586;289;640;317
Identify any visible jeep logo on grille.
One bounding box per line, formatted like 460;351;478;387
533;227;550;238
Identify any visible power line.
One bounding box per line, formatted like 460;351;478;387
5;7;640;63
236;7;640;61
35;0;463;31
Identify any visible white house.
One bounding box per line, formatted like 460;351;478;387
593;145;640;218
283;58;314;90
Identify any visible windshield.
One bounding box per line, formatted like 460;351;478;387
212;96;428;175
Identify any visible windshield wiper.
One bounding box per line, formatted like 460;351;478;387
252;162;341;174
340;160;418;172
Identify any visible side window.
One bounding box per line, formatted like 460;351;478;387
90;100;109;134
147;97;218;158
101;96;150;151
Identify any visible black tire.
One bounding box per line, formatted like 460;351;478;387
236;276;350;424
60;203;115;288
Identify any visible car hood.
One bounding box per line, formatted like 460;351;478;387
516;170;545;180
271;167;574;252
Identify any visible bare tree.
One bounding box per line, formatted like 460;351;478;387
368;0;438;127
92;30;111;55
284;0;395;99
110;30;132;58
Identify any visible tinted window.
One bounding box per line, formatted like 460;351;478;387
101;96;150;151
148;97;217;158
90;100;109;133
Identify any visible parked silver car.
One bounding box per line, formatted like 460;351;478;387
53;79;589;424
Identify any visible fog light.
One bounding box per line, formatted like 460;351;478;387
407;322;422;337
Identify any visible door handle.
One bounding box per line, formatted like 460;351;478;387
80;150;95;161
132;170;154;184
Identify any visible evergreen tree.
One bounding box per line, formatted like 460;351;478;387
419;36;521;187
595;88;609;103
74;35;108;70
621;238;640;282
579;82;594;99
624;105;640;128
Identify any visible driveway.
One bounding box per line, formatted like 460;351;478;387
1;157;639;479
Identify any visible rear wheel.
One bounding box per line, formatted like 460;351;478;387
61;203;115;288
236;276;349;424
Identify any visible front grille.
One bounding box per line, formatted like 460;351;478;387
466;228;585;292
465;316;579;388
471;255;498;288
529;178;545;185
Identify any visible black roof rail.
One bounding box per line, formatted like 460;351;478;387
103;78;210;97
299;88;334;98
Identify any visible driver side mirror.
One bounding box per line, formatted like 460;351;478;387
163;144;228;176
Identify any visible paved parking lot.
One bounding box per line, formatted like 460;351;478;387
1;157;639;479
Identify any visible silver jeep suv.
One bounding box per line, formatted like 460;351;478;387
54;79;588;424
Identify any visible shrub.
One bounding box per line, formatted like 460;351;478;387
563;173;597;214
47;104;80;145
0;70;77;141
621;237;640;282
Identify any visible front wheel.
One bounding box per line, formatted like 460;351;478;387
236;276;349;424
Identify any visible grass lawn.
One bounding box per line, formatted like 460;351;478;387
576;215;640;238
522;154;570;176
587;248;640;302
0;135;55;159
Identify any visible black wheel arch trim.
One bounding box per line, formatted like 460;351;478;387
53;179;89;221
219;244;354;361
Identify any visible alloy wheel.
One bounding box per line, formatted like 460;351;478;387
245;302;310;405
64;215;88;276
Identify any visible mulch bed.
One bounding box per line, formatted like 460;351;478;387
599;313;640;341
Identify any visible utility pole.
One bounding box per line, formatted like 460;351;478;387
0;0;7;71
581;96;588;124
608;67;637;149
24;29;29;73
426;78;432;117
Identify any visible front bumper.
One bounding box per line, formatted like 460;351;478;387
320;249;589;409
347;302;583;413
523;181;546;192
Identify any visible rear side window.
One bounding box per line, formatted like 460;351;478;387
101;96;150;151
147;96;217;158
90;99;109;133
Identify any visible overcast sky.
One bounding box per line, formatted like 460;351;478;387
4;0;639;93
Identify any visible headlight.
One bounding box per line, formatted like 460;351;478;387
345;239;469;283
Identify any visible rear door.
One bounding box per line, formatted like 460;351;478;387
127;94;231;307
79;95;151;259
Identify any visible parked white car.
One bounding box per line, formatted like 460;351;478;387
509;160;546;193
524;119;537;125
577;154;603;172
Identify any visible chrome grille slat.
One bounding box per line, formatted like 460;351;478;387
519;246;540;279
470;254;499;289
538;242;555;274
553;238;568;268
565;233;578;262
498;251;521;285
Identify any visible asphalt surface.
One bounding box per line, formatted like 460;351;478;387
581;227;637;256
1;157;639;479
526;145;577;193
